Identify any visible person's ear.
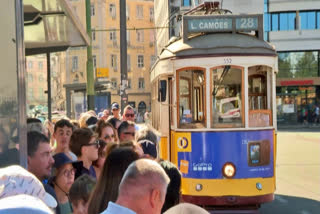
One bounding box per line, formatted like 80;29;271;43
150;188;161;208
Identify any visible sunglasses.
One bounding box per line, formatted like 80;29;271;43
83;140;100;149
104;134;115;140
123;132;135;137
62;168;76;178
125;114;135;118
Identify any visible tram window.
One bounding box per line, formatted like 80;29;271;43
211;66;244;128
158;80;167;102
178;69;205;128
248;66;272;127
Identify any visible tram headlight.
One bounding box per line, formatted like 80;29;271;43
222;162;236;178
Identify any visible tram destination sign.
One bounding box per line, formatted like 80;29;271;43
183;14;263;41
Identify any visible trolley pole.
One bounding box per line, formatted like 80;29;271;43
120;0;128;113
85;0;95;110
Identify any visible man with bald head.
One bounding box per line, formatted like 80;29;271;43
101;159;170;214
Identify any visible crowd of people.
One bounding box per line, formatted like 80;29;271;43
0;102;210;214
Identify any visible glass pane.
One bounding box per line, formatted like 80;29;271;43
279;13;295;31
212;66;243;128
301;11;316;30
317;12;320;29
271;13;279;31
178;70;205;128
278;51;318;78
264;13;271;31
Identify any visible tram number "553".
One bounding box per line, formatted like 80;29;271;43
224;58;232;64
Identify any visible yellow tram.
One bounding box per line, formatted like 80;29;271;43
151;13;278;207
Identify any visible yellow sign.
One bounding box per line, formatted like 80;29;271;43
96;68;109;78
175;132;192;152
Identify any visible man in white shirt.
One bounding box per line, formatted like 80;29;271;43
101;159;170;214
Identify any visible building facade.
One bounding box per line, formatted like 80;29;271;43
66;0;155;119
155;0;320;125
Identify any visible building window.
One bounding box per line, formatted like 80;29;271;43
278;51;319;78
92;30;96;41
110;30;116;41
28;88;33;99
110;4;116;19
72;56;78;70
38;62;43;70
271;13;279;31
182;0;192;6
127;54;131;71
279;12;295;31
111;78;117;88
127;30;130;45
149;7;154;22
136;30;144;42
128;79;131;89
93;55;97;68
126;5;130;20
28;61;33;69
138;78;145;89
28;73;33;82
39;75;44;82
138;55;144;68
91;4;95;16
111;55;117;70
151;55;156;67
300;11;316;30
136;5;143;19
317;12;320;29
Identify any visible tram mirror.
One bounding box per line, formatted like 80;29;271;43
158;80;167;102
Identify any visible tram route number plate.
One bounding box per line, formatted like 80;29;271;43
236;17;258;30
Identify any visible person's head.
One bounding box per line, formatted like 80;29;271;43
87;147;140;214
118;121;136;142
79;113;91;128
136;125;160;159
95;119;117;144
159;160;182;213
163;203;210;214
27;131;54;180
92;139;107;169
86;116;98;127
122;105;135;122
69;174;96;214
0;165;57;209
69;128;99;162
0;125;9;153
106;117;121;130
111;103;120;119
101;109;109;120
53;119;73;151
71;120;80;129
27;118;45;134
117;159;170;214
52;153;77;195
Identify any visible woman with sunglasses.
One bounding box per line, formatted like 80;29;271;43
50;153;79;214
93;120;118;179
69;128;99;179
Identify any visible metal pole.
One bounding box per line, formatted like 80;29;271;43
15;0;27;168
47;52;52;121
120;0;128;112
86;0;95;110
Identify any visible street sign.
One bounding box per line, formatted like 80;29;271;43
96;68;109;78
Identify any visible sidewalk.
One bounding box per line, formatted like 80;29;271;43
278;123;320;132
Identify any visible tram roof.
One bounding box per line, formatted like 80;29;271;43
159;33;277;60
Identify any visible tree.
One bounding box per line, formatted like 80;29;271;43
295;52;318;78
278;56;293;78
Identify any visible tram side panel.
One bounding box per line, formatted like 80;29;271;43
170;129;275;206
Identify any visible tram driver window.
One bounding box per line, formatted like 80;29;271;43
178;69;205;128
211;66;244;128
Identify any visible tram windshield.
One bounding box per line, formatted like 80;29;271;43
212;66;244;128
178;69;205;128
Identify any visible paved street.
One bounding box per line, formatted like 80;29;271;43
259;131;320;214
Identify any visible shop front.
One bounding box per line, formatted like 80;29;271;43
276;78;320;125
